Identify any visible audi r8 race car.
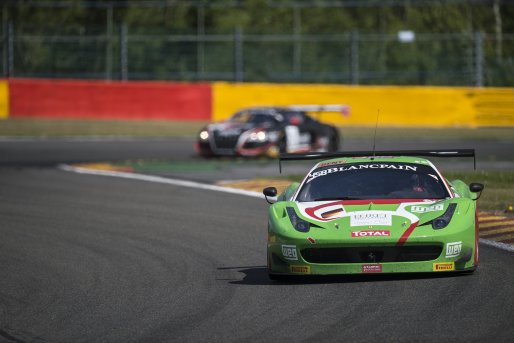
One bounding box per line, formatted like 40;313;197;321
195;105;343;157
263;150;484;280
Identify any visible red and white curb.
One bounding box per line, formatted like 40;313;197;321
479;215;514;252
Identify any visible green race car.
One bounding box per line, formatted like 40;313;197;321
263;150;484;279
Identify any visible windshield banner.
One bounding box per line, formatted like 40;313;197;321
306;164;417;183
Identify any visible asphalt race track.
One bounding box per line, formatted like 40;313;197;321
1;138;514;342
1;136;513;168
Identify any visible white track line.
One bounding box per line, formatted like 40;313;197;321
58;164;264;199
59;163;513;254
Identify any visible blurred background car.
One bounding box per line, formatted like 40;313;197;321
195;106;342;157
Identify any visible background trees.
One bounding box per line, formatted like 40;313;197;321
1;0;513;85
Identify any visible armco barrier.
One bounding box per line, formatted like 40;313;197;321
213;82;514;127
8;78;212;121
0;80;8;119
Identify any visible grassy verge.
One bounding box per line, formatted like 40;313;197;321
1;118;514;140
444;171;514;213
275;171;514;213
0;118;208;137
341;126;514;141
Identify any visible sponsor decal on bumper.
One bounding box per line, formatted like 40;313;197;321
290;265;310;274
281;245;298;260
362;264;382;273
445;241;462;258
433;262;455;271
351;230;390;237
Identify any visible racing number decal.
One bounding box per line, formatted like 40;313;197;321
285;126;301;152
285;125;310;152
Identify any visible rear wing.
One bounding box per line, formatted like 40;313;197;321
279;149;476;173
286;104;348;113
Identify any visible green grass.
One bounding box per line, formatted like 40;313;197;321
279;171;514;213
340;126;514;141
444;171;514;212
1;118;514;140
0;118;208;137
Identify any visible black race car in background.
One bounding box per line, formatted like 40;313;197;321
195;105;343;157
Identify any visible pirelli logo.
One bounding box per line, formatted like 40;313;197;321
433;262;455;272
290;266;311;274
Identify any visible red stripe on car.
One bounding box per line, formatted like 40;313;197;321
397;222;419;246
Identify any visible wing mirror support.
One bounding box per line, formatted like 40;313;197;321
263;187;278;204
469;183;484;201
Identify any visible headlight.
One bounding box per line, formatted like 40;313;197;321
432;203;457;230
199;130;209;140
257;131;267;141
249;131;267;142
286;207;310;232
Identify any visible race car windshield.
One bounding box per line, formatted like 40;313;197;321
230;112;277;125
296;162;450;202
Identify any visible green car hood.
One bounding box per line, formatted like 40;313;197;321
271;197;473;232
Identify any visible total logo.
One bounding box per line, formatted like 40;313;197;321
351;230;390;237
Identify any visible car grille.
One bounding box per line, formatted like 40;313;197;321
213;131;239;150
242;141;268;149
301;245;442;264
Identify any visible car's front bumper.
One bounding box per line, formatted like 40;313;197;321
268;236;476;276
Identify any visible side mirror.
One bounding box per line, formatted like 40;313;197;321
263;187;278;204
469;183;484;200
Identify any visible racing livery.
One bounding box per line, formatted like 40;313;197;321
195;106;343;157
263;150;484;279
